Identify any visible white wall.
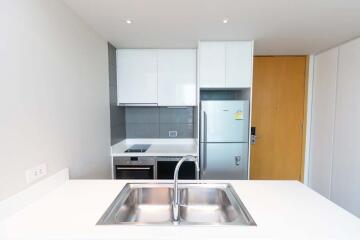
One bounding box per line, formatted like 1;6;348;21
0;0;111;200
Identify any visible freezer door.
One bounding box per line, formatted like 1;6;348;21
200;143;248;180
201;100;249;143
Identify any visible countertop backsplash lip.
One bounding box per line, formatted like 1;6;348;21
0;169;69;222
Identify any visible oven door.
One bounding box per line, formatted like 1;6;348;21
115;165;154;179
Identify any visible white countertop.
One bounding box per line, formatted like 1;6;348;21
111;138;198;157
1;177;360;239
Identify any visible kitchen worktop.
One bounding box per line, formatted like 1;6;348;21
1;170;360;240
111;138;198;157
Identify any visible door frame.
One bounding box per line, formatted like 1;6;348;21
302;55;315;185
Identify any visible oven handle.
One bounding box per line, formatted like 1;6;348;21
116;167;151;170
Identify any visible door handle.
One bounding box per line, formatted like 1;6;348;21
202;111;208;172
203;111;208;143
251;127;256;144
235;156;241;166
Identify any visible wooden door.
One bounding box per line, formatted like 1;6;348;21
250;56;307;180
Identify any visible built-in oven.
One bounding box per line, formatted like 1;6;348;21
113;156;156;179
115;165;154;179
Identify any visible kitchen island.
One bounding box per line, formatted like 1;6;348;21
1;170;360;240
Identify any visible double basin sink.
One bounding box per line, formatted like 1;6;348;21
97;183;256;226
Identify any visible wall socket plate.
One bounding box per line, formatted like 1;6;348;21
25;163;47;184
168;130;178;138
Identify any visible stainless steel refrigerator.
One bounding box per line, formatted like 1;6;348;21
200;100;250;180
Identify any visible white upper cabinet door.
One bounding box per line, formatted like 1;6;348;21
198;41;253;88
157;49;196;106
226;41;253;88
199;42;226;88
117;49;157;105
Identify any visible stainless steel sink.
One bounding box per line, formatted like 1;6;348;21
97;183;256;226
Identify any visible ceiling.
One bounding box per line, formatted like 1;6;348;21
63;0;360;55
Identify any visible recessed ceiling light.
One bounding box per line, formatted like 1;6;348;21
222;18;229;24
125;19;132;24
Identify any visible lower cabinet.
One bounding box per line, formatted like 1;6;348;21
112;156;197;180
157;159;196;180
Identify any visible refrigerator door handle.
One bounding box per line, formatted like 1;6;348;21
203;111;208;171
235;156;241;166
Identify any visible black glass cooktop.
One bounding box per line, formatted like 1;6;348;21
124;144;151;153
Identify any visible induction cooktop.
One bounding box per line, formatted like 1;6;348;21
124;144;151;153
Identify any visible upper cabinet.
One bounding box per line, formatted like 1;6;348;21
198;42;226;88
226;42;253;88
157;49;196;106
117;49;196;106
199;41;254;88
117;49;158;105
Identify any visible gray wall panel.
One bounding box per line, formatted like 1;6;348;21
108;43;125;145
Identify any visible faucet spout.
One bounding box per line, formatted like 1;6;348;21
172;155;200;223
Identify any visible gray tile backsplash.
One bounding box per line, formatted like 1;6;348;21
126;107;159;123
126;123;160;138
159;107;193;123
159;123;194;138
125;107;194;138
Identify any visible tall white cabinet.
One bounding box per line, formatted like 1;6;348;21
331;39;360;217
309;48;338;198
309;37;360;217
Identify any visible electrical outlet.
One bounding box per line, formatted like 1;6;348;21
25;163;47;184
168;130;178;138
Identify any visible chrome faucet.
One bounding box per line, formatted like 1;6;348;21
172;155;200;223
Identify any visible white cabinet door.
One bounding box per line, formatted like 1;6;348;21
199;42;226;88
158;49;196;106
331;38;360;217
309;48;339;199
226;41;253;88
117;49;157;105
199;41;253;88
